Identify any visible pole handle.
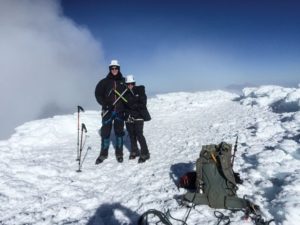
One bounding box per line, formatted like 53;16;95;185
81;123;87;133
78;105;84;113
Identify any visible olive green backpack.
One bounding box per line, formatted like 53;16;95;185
139;142;274;225
183;142;251;209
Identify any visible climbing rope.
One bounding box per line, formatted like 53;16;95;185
214;211;231;225
138;209;172;225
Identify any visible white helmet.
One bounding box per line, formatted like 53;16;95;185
109;59;120;67
125;75;136;83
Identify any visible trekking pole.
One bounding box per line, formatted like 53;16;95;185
102;88;128;118
79;146;92;171
77;123;87;172
76;106;84;161
231;134;239;166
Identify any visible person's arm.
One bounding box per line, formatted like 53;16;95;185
95;80;109;108
126;86;147;110
137;86;147;109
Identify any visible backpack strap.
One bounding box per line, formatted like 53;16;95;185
183;192;209;205
224;196;249;209
218;143;237;183
184;192;252;210
195;157;204;191
197;145;217;191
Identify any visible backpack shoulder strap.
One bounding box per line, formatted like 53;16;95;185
217;142;237;186
196;144;218;191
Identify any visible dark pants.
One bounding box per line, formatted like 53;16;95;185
126;120;149;157
100;111;124;157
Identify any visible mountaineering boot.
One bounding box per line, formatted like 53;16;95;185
129;154;136;160
138;154;150;163
95;154;106;164
115;136;124;163
129;150;139;159
95;138;110;165
95;149;108;164
117;156;123;163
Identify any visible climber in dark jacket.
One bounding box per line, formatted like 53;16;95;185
95;60;127;164
124;75;151;163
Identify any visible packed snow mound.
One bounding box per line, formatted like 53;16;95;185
240;85;300;113
0;88;299;225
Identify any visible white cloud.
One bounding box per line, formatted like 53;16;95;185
0;0;104;139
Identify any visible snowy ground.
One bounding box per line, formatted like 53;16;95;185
0;85;299;225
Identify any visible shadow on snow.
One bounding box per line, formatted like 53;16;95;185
86;203;140;225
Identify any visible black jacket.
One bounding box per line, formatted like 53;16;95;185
124;85;151;121
95;72;126;112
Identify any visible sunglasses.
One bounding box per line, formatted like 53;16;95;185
111;67;119;70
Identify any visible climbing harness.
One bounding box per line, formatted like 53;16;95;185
102;111;124;125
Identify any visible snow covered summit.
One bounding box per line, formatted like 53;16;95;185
0;86;299;225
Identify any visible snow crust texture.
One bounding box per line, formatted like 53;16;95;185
0;86;299;225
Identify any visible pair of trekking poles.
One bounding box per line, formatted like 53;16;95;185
76;105;88;172
76;88;128;172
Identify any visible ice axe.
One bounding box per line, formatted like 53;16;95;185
77;123;87;172
231;134;238;167
76;106;85;161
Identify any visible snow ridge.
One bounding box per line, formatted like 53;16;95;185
0;86;299;225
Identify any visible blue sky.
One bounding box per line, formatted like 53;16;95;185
61;0;300;93
0;0;299;139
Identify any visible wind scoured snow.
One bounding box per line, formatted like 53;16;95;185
0;87;299;225
240;85;300;113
